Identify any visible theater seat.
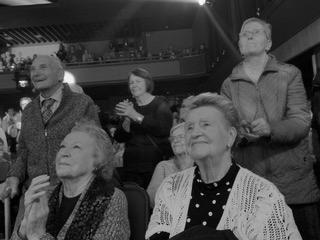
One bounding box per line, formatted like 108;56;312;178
122;182;150;240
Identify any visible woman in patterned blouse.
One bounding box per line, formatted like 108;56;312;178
146;93;301;240
12;120;130;240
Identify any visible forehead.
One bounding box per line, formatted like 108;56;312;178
32;56;53;67
129;74;145;83
242;21;265;31
63;131;95;144
186;106;224;122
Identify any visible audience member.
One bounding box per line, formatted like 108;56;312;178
178;96;194;123
11;120;130;240
114;68;173;188
0;123;8;153
146;93;302;240
0;55;100;232
16;97;32;142
2;108;19;153
0;138;10;163
221;17;320;239
147;122;193;208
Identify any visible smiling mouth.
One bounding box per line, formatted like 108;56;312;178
57;162;70;166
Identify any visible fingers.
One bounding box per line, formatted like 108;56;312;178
25;175;50;208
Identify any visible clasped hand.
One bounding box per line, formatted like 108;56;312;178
115;100;137;119
20;175;50;240
240;118;271;142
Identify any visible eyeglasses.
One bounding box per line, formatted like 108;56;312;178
239;29;266;38
169;134;185;142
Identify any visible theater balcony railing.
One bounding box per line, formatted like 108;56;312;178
0;53;208;92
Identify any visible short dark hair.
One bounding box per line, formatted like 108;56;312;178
129;68;154;93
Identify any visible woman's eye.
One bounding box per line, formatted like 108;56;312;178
73;145;81;149
59;145;65;149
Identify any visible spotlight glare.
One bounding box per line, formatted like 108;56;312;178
198;0;206;6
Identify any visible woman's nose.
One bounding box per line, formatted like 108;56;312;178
191;124;202;137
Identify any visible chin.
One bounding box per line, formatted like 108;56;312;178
190;149;209;161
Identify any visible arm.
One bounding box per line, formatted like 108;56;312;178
147;162;166;208
140;100;173;137
220;79;232;100
113;123;132;143
146;177;174;239
93;188;130;240
7;114;28;185
269;68;310;144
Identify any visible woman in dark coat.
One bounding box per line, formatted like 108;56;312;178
114;68;173;188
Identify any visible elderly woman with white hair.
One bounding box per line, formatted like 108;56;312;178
11;120;130;240
146;93;301;240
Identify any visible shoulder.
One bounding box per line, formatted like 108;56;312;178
157;160;173;168
110;188;128;207
160;167;195;193
272;58;300;76
22;98;39;117
153;96;170;106
63;86;95;105
237;167;284;201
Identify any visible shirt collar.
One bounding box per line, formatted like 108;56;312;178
229;54;280;81
40;84;63;105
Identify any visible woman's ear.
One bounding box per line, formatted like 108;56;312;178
228;127;237;148
266;39;272;52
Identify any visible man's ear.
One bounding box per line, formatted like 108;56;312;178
57;69;65;82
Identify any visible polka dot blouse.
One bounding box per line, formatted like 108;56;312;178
185;163;240;230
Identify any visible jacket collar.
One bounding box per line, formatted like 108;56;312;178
229;54;280;81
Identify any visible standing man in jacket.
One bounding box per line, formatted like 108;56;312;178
221;18;320;239
0;55;100;229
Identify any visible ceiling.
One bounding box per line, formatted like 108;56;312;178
0;0;198;46
0;0;318;51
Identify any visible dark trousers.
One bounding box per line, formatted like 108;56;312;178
170;226;237;240
289;202;320;240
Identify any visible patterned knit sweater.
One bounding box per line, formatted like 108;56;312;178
8;84;100;187
146;167;302;240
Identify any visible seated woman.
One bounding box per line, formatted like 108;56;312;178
146;93;302;240
147;123;193;207
12;121;130;240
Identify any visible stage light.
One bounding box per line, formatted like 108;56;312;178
198;0;205;6
63;71;75;84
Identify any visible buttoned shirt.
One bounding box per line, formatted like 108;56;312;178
40;84;63;114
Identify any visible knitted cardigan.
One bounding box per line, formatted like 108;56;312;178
8;84;100;187
146;167;302;240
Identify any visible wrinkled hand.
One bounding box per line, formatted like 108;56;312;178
115;100;137;119
23;175;50;240
250;118;271;137
0;176;19;201
26;194;49;240
24;175;50;209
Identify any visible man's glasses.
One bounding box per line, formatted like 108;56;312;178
169;134;185;142
239;29;266;38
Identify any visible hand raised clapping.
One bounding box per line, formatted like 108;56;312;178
19;175;50;240
115;100;137;120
